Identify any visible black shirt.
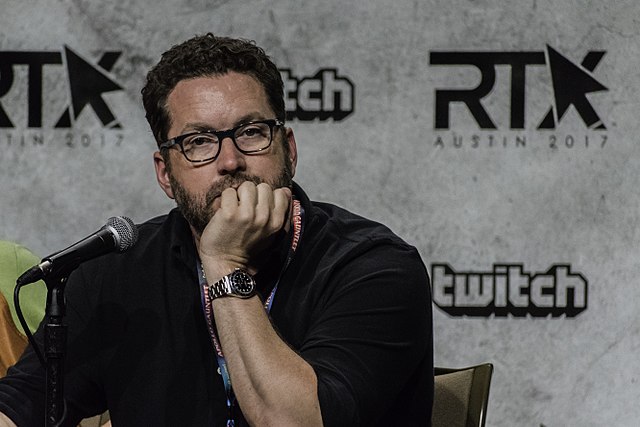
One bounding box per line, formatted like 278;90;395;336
0;183;433;426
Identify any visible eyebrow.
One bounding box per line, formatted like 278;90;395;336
180;113;271;134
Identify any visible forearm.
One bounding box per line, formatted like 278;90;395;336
0;412;17;427
196;182;320;424
212;296;323;427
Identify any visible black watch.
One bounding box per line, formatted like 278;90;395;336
209;268;256;299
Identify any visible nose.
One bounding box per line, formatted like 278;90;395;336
215;136;246;175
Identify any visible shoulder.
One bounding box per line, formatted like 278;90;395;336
0;241;39;272
72;209;194;283
64;209;195;313
306;201;419;256
127;209;192;258
291;183;428;286
0;241;40;294
297;200;429;293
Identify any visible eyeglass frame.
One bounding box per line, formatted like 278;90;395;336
158;118;285;163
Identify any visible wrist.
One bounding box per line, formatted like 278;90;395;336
208;268;257;299
199;253;253;281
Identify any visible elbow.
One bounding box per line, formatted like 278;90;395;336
245;369;323;427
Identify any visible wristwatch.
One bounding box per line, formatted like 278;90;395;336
209;268;256;299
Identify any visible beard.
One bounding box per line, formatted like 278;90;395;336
169;160;294;237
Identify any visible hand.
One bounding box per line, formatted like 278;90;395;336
197;181;292;277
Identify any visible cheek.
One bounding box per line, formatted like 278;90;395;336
173;166;212;192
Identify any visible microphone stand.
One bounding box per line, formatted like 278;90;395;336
43;273;69;427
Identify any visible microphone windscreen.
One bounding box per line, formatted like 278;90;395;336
106;216;138;252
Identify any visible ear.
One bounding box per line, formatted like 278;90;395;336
153;151;175;199
285;127;298;177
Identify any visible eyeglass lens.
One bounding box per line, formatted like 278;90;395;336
182;122;273;161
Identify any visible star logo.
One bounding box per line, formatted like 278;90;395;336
539;45;607;129
55;46;123;128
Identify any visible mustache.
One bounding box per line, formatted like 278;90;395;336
203;173;265;207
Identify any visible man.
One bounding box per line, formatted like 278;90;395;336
0;34;433;426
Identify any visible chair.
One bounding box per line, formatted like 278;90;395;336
432;363;493;427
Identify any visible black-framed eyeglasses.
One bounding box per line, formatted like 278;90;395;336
159;119;284;163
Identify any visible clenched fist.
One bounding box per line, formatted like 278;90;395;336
197;181;292;280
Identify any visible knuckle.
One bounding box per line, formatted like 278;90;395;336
254;210;270;228
235;209;253;224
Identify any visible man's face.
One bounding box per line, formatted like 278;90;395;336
153;72;297;236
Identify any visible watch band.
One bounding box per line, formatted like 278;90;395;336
208;268;256;299
209;275;233;298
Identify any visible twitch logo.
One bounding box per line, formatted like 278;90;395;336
431;263;588;318
0;47;123;128
282;68;354;121
430;45;608;130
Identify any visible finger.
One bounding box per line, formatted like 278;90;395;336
219;187;240;213
236;181;258;209
271;187;292;230
255;183;274;227
256;183;274;208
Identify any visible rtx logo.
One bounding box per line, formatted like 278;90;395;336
282;69;354;121
0;46;123;128
430;45;608;130
431;263;587;318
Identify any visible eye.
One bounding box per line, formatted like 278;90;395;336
192;137;210;146
183;133;216;148
239;124;268;138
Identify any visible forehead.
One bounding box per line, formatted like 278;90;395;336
166;72;272;130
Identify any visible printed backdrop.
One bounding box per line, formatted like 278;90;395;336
1;1;638;425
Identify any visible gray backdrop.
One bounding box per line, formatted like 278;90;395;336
1;1;637;425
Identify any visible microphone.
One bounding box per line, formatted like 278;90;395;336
17;216;139;285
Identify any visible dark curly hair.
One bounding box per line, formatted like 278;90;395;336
142;33;285;146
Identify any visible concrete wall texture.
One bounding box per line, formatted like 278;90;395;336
1;0;638;425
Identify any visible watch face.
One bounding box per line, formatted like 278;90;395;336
231;269;255;297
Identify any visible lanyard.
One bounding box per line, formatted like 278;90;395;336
197;199;304;426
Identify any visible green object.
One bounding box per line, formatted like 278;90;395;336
0;241;47;334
